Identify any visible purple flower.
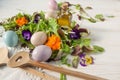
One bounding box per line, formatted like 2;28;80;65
79;53;94;67
69;32;81;39
22;30;32;41
80;59;87;66
69;24;88;39
33;13;41;23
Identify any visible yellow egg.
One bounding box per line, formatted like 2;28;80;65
30;31;47;46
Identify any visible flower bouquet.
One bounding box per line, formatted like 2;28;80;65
0;0;105;79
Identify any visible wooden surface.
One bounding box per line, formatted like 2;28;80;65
0;0;120;80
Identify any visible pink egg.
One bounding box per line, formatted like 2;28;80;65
32;45;52;62
30;31;47;46
48;0;58;10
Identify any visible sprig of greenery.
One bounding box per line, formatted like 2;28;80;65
72;38;91;48
61;43;71;53
92;45;105;53
95;14;105;21
48;18;59;35
60;73;67;80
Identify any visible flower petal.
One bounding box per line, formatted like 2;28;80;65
22;30;32;41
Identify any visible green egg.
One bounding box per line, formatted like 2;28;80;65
3;30;18;47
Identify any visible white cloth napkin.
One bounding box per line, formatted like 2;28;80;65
0;67;42;80
0;38;42;80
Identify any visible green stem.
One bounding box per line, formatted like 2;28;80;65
60;73;67;80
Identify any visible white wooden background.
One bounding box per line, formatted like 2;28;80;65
0;0;120;80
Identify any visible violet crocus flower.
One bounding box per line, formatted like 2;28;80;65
79;53;94;67
22;30;32;41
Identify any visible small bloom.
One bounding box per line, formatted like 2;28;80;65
33;13;41;23
45;34;61;50
16;17;28;26
69;32;81;39
79;53;94;67
22;30;32;41
69;24;88;39
84;55;94;65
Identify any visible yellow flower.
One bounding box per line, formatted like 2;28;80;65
80;54;94;66
16;17;28;27
85;55;93;65
45;34;61;50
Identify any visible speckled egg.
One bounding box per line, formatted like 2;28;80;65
32;45;52;62
3;30;18;47
30;31;47;46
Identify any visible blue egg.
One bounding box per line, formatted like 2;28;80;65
3;31;18;47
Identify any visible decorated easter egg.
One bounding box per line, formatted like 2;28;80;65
32;45;52;62
30;31;47;46
3;30;18;47
48;0;58;10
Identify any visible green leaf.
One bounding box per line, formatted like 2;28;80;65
37;19;48;32
22;25;29;30
85;6;93;10
50;50;58;59
106;15;115;18
61;43;71;53
88;18;96;23
24;13;32;20
61;55;80;68
95;14;105;21
16;13;23;18
81;16;96;23
61;56;68;64
29;24;33;32
93;45;105;53
48;18;59;35
72;38;91;48
3;21;17;31
61;56;71;66
58;2;63;8
72;40;80;47
71;21;76;28
30;23;37;33
72;56;80;68
39;11;45;20
21;23;37;33
80;38;91;47
75;4;81;10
